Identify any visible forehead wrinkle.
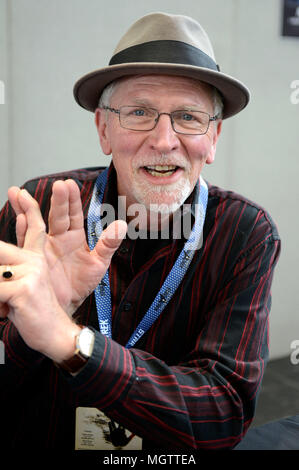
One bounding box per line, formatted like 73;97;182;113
112;76;214;112
123;97;209;112
130;98;154;107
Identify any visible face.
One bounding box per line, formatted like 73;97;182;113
95;75;222;214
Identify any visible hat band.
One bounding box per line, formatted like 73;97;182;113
109;40;220;71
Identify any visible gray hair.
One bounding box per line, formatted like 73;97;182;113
98;79;122;109
98;77;223;118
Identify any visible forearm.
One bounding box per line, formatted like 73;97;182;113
0;319;45;395
0;308;81;393
63;330;248;450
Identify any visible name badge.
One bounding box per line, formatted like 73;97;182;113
75;407;142;450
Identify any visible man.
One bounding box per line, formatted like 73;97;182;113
0;12;280;450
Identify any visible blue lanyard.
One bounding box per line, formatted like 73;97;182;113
87;168;208;349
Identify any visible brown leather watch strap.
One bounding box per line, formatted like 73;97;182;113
59;351;88;373
56;325;88;374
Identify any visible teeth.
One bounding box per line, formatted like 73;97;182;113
143;165;179;177
146;165;177;171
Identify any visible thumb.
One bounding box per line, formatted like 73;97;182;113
92;220;127;265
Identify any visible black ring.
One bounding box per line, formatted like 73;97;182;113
2;270;13;280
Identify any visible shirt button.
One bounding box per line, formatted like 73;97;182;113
123;302;132;311
119;246;129;254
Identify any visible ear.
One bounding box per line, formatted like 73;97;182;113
95;108;112;155
206;120;222;165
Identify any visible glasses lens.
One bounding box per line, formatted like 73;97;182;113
172;110;210;135
119;106;157;130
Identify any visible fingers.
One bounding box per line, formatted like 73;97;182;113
92;220;127;264
48;180;70;235
7;186;23;216
17;190;46;253
8;187;27;248
66;180;84;231
0;240;24;265
48;180;83;235
0;263;24;284
8;180;84;254
0;273;19;317
15;213;28;248
0;242;45;285
7;187;46;253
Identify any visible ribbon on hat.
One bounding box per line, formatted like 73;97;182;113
109;40;220;71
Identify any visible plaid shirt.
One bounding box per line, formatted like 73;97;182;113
0;165;280;449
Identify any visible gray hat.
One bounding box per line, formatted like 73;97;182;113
73;12;250;119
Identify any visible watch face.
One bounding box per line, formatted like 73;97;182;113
78;328;95;357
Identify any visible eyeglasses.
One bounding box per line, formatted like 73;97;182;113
102;105;219;135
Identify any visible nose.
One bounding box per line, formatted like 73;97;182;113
148;113;180;154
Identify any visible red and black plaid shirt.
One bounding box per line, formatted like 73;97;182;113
0;165;281;449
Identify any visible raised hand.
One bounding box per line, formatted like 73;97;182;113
7;180;127;315
0;193;81;361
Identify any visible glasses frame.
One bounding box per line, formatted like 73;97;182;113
101;105;219;135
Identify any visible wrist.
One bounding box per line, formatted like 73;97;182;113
55;325;95;373
49;321;83;364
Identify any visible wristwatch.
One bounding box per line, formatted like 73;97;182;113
59;326;95;373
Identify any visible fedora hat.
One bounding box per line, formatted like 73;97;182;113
73;12;250;119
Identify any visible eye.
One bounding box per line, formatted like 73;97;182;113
133;108;146;116
126;107;155;119
181;113;194;121
174;111;196;122
122;107;147;117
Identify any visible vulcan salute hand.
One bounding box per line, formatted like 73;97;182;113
7;180;127;314
0;181;127;362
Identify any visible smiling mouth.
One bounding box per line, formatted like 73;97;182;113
143;165;180;177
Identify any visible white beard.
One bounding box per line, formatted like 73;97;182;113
132;175;192;214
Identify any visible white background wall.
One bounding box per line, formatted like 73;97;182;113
0;0;298;359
